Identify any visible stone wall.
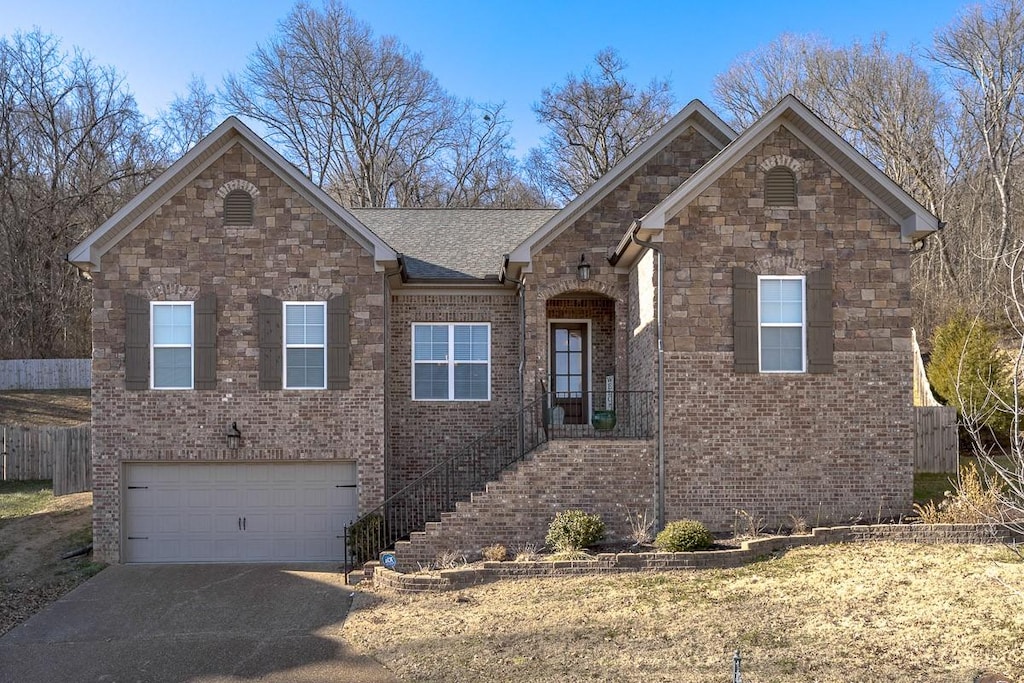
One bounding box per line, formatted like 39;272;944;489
90;142;385;563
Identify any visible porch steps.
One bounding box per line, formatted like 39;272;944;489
391;438;655;572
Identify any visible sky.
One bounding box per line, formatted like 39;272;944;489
1;0;969;159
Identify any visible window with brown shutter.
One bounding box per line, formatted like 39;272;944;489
765;166;797;206
806;268;834;373
194;292;218;389
258;294;283;390
327;294;351;390
224;190;254;225
125;294;150;390
733;268;759;373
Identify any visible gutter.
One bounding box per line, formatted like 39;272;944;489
500;255;527;457
625;220;666;531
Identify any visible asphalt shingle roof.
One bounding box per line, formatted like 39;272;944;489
350;208;557;280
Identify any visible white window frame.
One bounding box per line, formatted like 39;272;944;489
411;323;491;401
283;301;327;390
150;301;194;390
757;275;806;373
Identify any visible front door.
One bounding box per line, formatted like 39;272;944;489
550;323;588;425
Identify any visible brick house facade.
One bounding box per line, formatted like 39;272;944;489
70;96;937;566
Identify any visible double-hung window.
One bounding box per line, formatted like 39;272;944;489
412;323;490;400
151;302;193;389
284;302;326;389
758;276;805;372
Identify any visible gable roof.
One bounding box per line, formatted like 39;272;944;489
630;95;939;252
505;99;735;270
68;116;397;271
350;208;556;281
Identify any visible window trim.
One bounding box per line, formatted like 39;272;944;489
283;301;327;390
757;275;806;373
411;322;491;402
150;301;194;390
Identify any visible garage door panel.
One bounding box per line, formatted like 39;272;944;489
124;462;358;563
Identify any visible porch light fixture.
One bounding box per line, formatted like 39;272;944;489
576;253;591;282
227;421;242;449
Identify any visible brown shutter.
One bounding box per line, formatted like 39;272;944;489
807;267;834;373
733;267;759;373
125;294;150;391
327;294;351;390
258;294;282;390
194;292;217;390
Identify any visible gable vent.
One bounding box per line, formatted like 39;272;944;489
765;166;797;206
224;189;254;225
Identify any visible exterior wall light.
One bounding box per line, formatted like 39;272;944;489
576;253;591;282
227;421;242;449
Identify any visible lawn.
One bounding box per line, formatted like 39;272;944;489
0;389;90;426
0;480;100;637
0;480;55;525
344;542;1023;682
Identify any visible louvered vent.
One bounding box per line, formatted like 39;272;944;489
223;190;254;225
765;166;797;206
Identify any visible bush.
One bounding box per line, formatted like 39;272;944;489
481;544;508;562
913;462;1004;524
928;313;1013;439
655;520;713;552
346;513;384;565
545;509;605;551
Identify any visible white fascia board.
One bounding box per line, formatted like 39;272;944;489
507;100;734;264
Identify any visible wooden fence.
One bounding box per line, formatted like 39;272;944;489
1;425;91;495
0;359;91;390
914;405;959;473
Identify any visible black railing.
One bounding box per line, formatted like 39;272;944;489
342;389;654;579
344;398;548;579
544;389;654;439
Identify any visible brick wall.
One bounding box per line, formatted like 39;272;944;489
91;143;385;563
655;125;915;532
386;292;520;496
392;439;656;571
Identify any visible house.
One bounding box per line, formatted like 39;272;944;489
68;96;937;568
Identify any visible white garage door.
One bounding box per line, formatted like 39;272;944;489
123;461;358;563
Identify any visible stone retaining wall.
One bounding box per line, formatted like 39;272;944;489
373;523;1023;593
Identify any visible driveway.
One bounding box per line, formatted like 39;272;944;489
0;564;398;683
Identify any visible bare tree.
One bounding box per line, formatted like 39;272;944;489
223;0;528;208
156;75;219;158
0;30;159;358
529;48;674;203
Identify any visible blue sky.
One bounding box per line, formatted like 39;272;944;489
2;0;967;158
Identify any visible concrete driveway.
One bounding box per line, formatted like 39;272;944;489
0;564;398;683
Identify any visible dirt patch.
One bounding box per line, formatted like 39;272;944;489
0;390;91;426
344;542;1024;682
0;491;99;636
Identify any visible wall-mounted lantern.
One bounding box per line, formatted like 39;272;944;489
576;253;591;282
227;421;242;449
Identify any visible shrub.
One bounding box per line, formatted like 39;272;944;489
545;509;605;551
511;543;540;561
913;462;1004;524
655;519;713;552
481;544;508;562
928;313;1013;439
346;513;384;565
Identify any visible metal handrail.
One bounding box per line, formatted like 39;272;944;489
342;390;654;579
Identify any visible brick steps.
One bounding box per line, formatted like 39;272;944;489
391;438;655;572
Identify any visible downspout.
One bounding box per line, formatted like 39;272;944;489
501;255;527;457
630;223;666;531
382;257;406;500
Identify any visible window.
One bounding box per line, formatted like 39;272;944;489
758;276;805;372
765;166;797;206
223;189;254;225
284;302;326;389
412;323;490;400
151;302;193;389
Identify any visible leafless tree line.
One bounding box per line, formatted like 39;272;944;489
712;0;1024;337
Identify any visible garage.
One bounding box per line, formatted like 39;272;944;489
123;461;358;563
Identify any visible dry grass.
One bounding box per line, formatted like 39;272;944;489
344;542;1024;682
